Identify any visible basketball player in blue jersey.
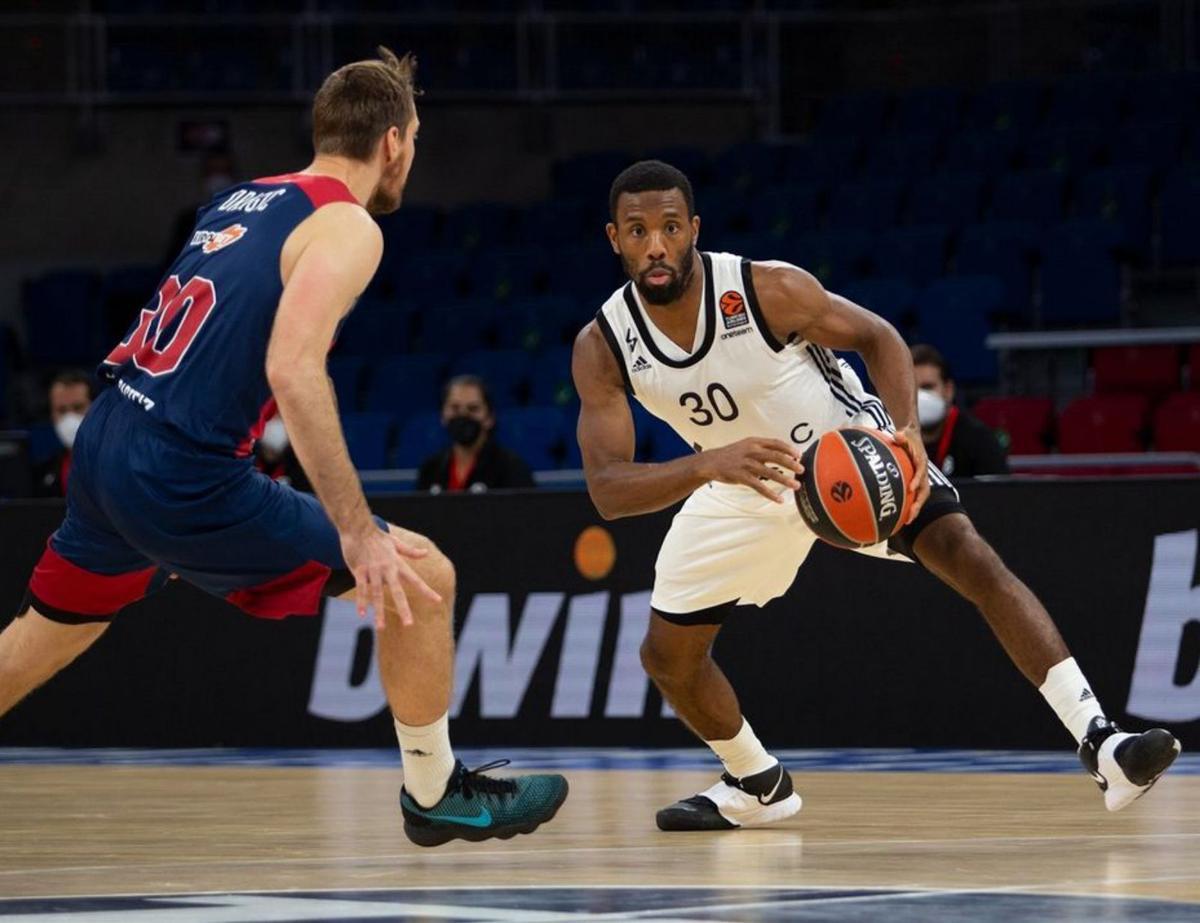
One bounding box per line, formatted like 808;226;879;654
0;48;567;848
572;160;1180;830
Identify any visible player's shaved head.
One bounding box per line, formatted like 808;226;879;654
609;160;695;221
312;46;419;162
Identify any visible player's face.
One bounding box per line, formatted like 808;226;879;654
367;113;419;216
607;189;701;306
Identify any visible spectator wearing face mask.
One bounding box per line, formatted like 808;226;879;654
253;412;312;493
911;344;1008;480
32;370;93;498
416;375;536;493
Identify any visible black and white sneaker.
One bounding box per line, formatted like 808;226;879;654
656;762;802;831
1078;716;1181;812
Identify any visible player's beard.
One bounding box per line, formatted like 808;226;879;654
628;246;696;306
367;158;407;215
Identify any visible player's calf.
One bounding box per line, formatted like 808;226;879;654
0;607;109;718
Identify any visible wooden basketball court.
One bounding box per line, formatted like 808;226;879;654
1;749;1197;920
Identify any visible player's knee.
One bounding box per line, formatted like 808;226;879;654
923;518;1014;603
414;542;456;606
640;635;700;687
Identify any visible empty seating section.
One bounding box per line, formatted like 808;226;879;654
10;72;1200;473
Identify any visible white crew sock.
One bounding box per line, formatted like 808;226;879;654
1039;657;1106;744
705;718;778;780
394;712;456;808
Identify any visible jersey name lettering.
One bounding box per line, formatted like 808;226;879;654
218;188;288;214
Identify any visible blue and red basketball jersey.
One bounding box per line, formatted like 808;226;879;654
99;173;358;455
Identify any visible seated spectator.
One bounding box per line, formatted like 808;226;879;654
33;370;93;498
417;375;535;493
911;343;1008;479
254;413;312;493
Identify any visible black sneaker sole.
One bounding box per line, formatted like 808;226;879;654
403;781;570;848
656;801;738;832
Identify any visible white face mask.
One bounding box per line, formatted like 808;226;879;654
917;388;948;428
54;412;84;450
259;417;290;454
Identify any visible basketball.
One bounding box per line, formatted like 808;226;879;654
795;427;915;548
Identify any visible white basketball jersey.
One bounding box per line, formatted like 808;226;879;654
595;251;894;458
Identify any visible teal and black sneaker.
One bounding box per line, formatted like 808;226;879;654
400;759;569;847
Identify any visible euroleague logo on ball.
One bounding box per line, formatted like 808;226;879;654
830;481;854;503
719;290;748;330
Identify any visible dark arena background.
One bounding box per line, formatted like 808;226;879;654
2;1;1200;920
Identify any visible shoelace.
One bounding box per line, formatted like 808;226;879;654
458;759;519;800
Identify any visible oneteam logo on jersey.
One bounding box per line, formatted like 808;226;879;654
190;224;248;254
719;290;749;330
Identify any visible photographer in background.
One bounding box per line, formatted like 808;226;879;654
33;370;93;498
912;343;1008;480
417;375;535;493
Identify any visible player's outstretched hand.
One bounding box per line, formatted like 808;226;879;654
890;425;930;524
341;527;442;631
697;437;803;503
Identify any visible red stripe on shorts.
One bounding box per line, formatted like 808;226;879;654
225;560;332;620
29;541;157;616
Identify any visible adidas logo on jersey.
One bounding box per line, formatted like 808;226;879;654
631;356;651;373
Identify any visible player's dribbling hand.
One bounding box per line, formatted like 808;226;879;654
340;527;441;631
697;437;803;503
889;425;930;524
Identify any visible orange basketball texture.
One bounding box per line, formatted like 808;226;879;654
795;427;915;548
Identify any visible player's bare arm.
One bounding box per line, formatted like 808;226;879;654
750;262;930;520
267;203;438;626
573;321;802;518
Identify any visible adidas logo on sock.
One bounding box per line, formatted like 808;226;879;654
1079;688;1095;702
404;748;432;757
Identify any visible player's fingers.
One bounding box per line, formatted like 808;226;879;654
352;568;369;617
758;463;800;491
383;567;413;628
391;536;430;560
400;560;443;604
366;567;385;627
908;478;931;524
759;439;802;462
764;450;805;474
743;472;784;503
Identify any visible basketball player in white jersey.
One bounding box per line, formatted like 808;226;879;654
572;161;1180;829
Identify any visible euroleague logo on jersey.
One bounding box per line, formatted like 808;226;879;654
719;290;749;330
190;224;248;254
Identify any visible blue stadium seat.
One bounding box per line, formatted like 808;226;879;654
700;187;754;239
416;299;495;353
711;143;786;192
1045;74;1124;129
907;172;987;226
394;410;446;469
335;304;410;357
23;269;106;364
916;277;1005;382
1107;119;1187;172
470;247;547;301
327;356;365;413
442;202;517;251
385;249;466;301
451;349;533;409
989;170;1066;225
376;205;442;252
518;199;593;245
785;230;872;288
545;246;626;302
962;81;1044;133
643;146;710;186
863;133;945;179
942;129;1023;174
747;184;824;239
645;412;691;462
872;225;950;287
501;406;566;471
836;278;916;329
1039;220;1124;325
826;179;904;231
529;346;576;408
954;221;1038;317
341;412;395;470
1159;169;1200;266
493;295;586;351
103;264;160;312
1075;166;1153;255
1124;73;1200;123
363;354;448;417
554;150;634;200
780;136;863;184
818;92;891;137
1023;126;1107;174
894;87;963;134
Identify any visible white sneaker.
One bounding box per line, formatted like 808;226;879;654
1078;716;1181;812
656;762;803;831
